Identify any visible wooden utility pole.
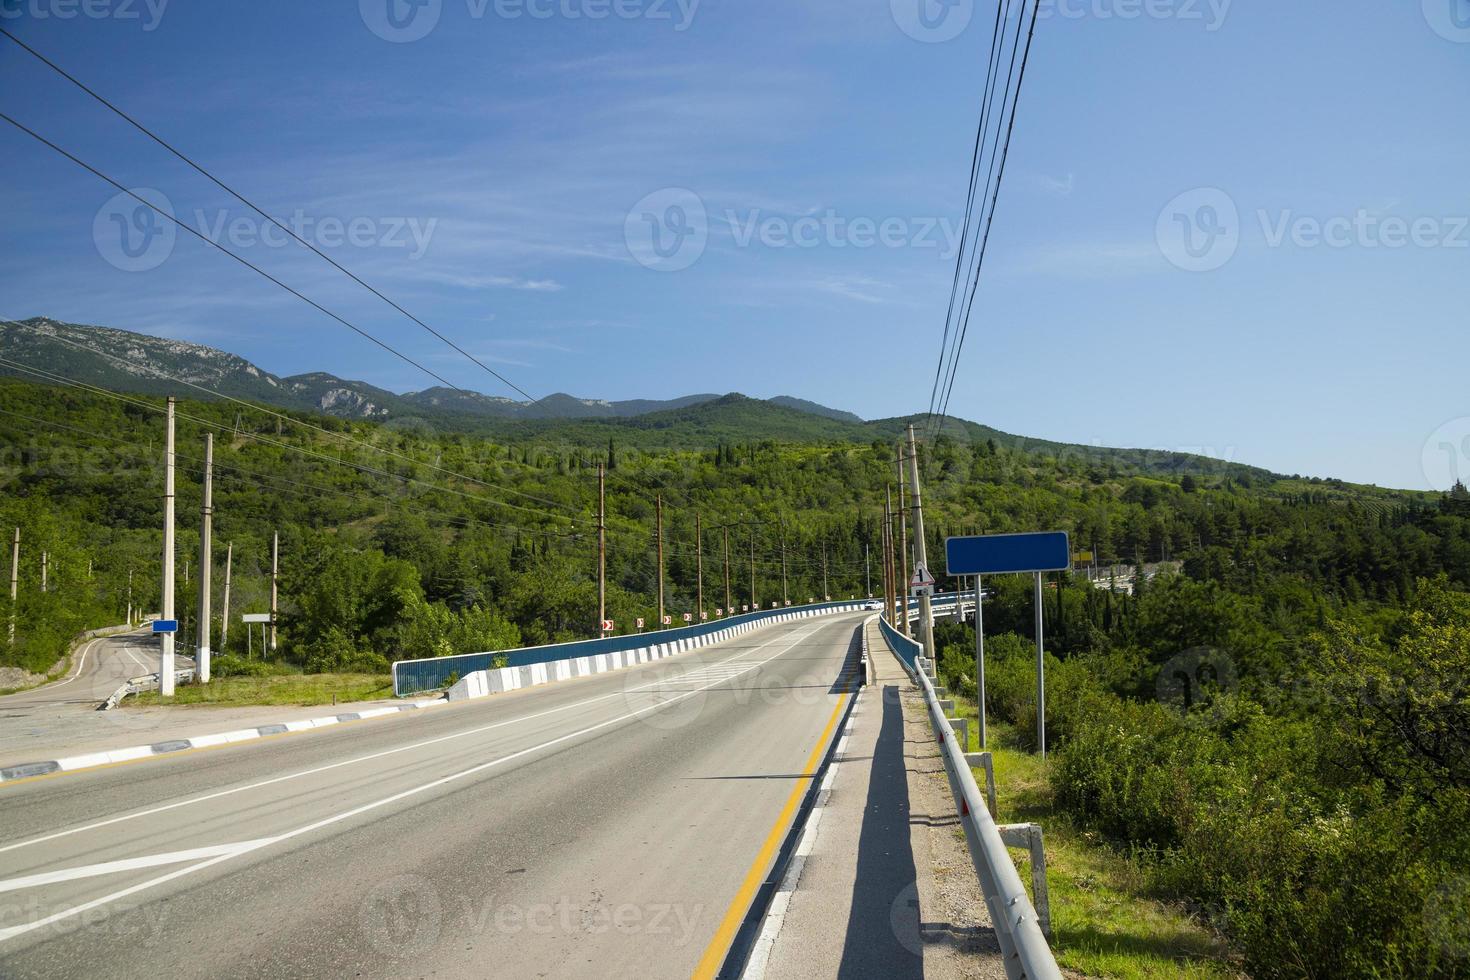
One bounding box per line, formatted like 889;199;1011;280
722;525;732;614
656;493;665;628
161;396;177;697
597;464;606;636
695;512;704;620
8;527;17;646
269;531;278;653
197;433;214;683
220;541;232;654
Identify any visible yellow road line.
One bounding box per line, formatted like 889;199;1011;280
691;690;851;979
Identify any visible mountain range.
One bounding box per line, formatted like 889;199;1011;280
0;317;865;425
0;316;1278;480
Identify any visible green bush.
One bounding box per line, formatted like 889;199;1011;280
209;655;289;678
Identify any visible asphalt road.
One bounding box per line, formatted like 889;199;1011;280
0;613;865;979
0;629;162;710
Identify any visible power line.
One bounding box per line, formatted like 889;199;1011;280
933;0;1042;435
0;26;538;406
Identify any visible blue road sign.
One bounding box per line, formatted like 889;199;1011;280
945;532;1070;576
152;619;179;633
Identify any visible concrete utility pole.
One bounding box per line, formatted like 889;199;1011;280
897;471;910;637
749;529;756;610
880;499;892;619
865;543;871;598
906;425;936;661
8;527;17;646
197;433;214;683
40;551;47;593
269;531;278;653
976;573;987;749
126;568;133;627
722;526;732;614
1034;571;1046;758
220;541;232;654
695;512;704;619
884;489;895;622
822;545;830;601
779;523;788;606
656;493;665;628
161;396;176;697
597;464;606;636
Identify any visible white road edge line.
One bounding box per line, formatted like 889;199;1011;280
0;623;837;945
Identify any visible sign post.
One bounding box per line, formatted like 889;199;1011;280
945;531;1070;758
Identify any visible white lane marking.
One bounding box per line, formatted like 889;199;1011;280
0;619;845;855
0;623;838;944
742;700;860;980
0;839;274;895
0;635;105;699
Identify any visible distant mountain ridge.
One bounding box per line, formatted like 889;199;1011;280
0;318;862;425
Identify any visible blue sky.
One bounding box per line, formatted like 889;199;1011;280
0;0;1466;490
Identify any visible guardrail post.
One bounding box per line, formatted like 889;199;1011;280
948;716;969;752
998;823;1051;939
965;750;997;818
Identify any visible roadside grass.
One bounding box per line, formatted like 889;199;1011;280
131;673;393;707
944;698;1242;980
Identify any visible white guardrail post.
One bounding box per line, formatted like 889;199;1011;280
910;648;1061;980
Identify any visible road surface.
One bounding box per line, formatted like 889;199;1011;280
0;629;161;710
0;613;865;979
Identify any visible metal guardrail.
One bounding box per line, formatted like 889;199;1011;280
877;614;1061;980
99;668;197;711
391;598;882;697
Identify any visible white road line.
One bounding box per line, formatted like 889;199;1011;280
0;839;274;895
0;620;838;856
0;623;838;945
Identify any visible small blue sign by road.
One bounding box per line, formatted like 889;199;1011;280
152;619;179;633
945;531;1070;576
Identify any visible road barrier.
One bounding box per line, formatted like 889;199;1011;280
391;598;877;697
877;614;1061;980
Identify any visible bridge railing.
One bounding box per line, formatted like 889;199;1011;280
390;597;876;697
877;613;1062;980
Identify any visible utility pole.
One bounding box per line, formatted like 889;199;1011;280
161;396;176;697
822;544;830;601
906;425;936;660
779;522;788;606
40;551;47;593
695;512;704;619
269;531;278;653
597;464;606;636
656;493;665;628
749;528;756;610
126;567;133;627
881;497;892;619
865;542;871;598
897;468;910;637
197;433;214;683
722;525;732;614
7;527;17;646
884;488;895;622
220;541;232;654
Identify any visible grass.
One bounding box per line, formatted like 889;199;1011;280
130;672;394;707
943;696;1242;980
